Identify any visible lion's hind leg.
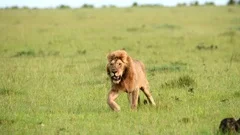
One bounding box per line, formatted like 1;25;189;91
140;86;156;106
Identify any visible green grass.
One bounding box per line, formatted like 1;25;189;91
0;6;240;134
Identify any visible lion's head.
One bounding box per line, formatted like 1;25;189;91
107;50;130;84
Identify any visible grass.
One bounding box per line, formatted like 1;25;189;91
0;6;240;135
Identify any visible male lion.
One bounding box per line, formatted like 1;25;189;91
106;50;156;111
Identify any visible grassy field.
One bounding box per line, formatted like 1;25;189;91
0;6;240;134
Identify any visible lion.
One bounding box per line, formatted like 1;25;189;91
106;50;156;111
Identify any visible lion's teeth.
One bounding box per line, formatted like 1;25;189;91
110;73;114;76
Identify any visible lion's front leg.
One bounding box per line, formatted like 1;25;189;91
131;90;139;110
107;90;120;111
128;92;132;105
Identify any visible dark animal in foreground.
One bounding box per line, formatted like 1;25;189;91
219;118;240;134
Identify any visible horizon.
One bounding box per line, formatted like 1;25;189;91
0;0;230;8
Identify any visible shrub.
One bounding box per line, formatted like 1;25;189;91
227;0;236;5
77;50;87;55
13;50;36;57
149;61;187;73
57;5;71;9
82;4;94;8
0;88;22;95
132;2;138;7
109;5;116;8
102;5;107;8
140;4;163;7
161;75;196;88
10;6;19;9
219;30;236;43
204;2;215;6
154;24;181;30
190;1;199;6
177;3;187;7
22;6;29;9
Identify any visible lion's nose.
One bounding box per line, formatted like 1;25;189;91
112;71;117;74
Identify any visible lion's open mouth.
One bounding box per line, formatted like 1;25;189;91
111;76;121;83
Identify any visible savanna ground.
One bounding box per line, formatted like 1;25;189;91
0;6;240;135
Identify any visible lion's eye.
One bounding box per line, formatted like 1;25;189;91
118;63;122;66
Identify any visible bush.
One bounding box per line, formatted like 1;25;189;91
190;1;199;6
177;3;187;7
204;2;215;6
57;5;71;9
148;61;187;73
161;75;196;88
77;50;87;55
82;4;94;8
227;0;236;5
102;5;107;8
32;7;39;10
22;6;29;9
109;5;116;8
132;2;138;7
13;50;36;57
0;88;22;95
10;6;19;9
140;4;163;7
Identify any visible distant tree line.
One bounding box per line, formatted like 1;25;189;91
1;0;240;9
227;0;240;5
176;1;211;7
132;0;240;7
1;4;95;10
176;0;240;7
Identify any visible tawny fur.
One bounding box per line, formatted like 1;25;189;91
106;50;156;111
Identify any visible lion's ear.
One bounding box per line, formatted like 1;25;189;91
107;53;113;62
126;55;132;64
119;51;128;63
